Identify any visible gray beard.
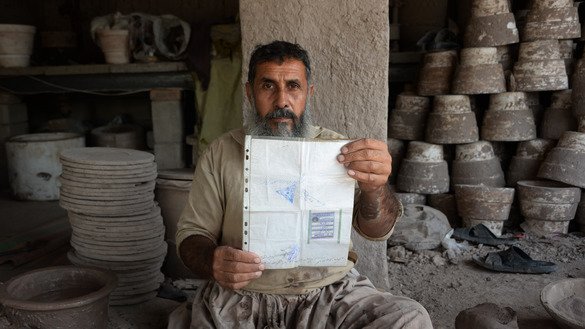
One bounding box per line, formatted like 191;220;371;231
246;99;313;138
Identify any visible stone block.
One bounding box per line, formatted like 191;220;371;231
154;142;185;169
0;103;28;124
151;100;184;143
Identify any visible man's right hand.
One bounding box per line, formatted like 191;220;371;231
212;246;264;290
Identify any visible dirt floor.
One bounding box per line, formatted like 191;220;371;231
387;232;585;329
1;191;584;328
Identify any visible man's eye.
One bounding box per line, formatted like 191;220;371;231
289;83;300;89
262;83;273;89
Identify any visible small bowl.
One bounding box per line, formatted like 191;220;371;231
541;278;585;329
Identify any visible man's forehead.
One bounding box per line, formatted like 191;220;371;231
254;59;308;81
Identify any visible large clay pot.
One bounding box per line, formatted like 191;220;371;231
513;40;568;92
522;0;580;41
453;47;506;95
418;50;458;96
0;266;117;329
517;180;581;235
538;131;585;188
0;24;36;67
426;95;479;144
96;29;130;64
481;92;537;142
507;139;556;186
388;94;430;141
454;184;515;236
464;0;519;47
396;141;449;194
452;141;505;187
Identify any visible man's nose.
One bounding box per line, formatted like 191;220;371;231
275;89;288;108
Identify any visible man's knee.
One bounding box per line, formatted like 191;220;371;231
393;297;433;328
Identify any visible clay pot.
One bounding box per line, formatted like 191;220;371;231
464;0;519;47
541;90;578;140
453;47;506;95
425;95;479;144
96;29;130;64
538;131;585;188
507;139;556;186
91;124;145;150
522;0;580;41
0;24;36;67
481;92;537;142
396;141;449;194
428;193;461;228
0;266;117;329
454;184;515;236
387;138;405;185
517;180;581;235
418;50;458;96
513;40;568;92
395;192;427;205
452;141;506;187
388;94;430;141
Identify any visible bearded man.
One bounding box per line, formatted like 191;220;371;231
172;41;433;329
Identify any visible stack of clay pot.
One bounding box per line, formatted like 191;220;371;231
507;139;556;186
388;94;430;141
541;90;577;140
512;40;568;92
463;0;519;48
396;141;449;194
451;141;505;187
521;0;580;42
538;131;585;189
418;50;458;96
517;180;581;236
453;47;506;95
454;184;515;236
481;92;536;142
59;147;165;305
425;95;479;144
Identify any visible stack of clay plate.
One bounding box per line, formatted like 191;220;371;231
59;147;165;305
507;139;556;186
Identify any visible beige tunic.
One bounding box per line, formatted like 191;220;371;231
176;126;393;294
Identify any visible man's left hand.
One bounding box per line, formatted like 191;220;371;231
337;138;392;193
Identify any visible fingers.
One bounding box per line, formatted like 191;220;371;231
345;160;391;177
213;246;264;290
338;139;390;164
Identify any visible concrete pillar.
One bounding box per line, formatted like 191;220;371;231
240;0;390;290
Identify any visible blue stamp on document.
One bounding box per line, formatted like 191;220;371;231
310;211;336;239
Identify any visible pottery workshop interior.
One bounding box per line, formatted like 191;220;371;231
0;0;585;328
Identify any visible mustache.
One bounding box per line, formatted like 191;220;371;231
265;108;298;120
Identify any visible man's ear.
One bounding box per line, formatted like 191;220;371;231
309;84;314;97
245;82;252;104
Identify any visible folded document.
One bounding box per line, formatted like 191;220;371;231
242;135;355;269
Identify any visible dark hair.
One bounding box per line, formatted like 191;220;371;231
247;41;311;83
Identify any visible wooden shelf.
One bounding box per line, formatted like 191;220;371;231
0;62;194;94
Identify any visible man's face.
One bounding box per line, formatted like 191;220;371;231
246;59;313;137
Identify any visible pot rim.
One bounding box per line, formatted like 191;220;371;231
0;265;117;311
